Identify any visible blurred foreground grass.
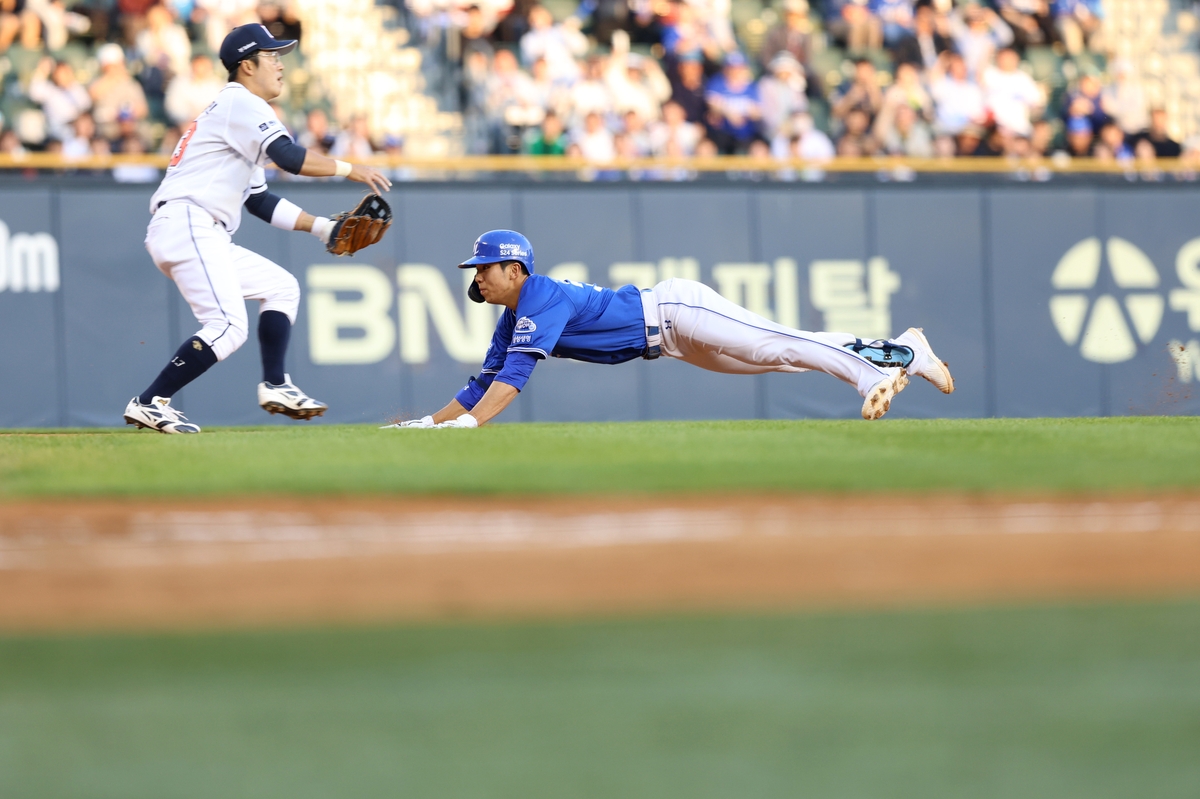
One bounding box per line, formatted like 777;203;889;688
1;600;1198;799
2;417;1200;497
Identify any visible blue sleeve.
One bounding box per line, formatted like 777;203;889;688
455;311;516;409
494;351;538;391
454;373;494;410
265;135;306;174
482;310;516;373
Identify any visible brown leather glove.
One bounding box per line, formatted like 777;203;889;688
326;194;392;256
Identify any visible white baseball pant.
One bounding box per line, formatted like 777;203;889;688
645;278;891;396
144;202;299;361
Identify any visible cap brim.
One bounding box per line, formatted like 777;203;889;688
458;255;507;268
263;40;297;56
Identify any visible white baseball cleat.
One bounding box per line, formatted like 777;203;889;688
893;327;955;394
123;396;201;434
861;369;909;420
258;375;328;420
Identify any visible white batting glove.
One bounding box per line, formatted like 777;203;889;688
379;415;434;429
435;413;479;429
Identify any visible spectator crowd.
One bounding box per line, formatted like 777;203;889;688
427;0;1192;166
0;0;307;180
0;0;1194;179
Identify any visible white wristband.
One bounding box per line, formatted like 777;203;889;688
270;198;303;231
333;159;352;177
309;216;334;244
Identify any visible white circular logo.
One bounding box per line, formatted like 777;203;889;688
1049;237;1164;363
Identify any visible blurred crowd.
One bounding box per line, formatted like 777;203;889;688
0;0;311;180
0;0;1195;179
421;0;1193;166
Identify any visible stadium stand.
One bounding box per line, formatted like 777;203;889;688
0;0;1198;176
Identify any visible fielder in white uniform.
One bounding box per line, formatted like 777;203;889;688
388;230;955;429
124;24;391;434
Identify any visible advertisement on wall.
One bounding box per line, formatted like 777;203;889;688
0;184;1197;427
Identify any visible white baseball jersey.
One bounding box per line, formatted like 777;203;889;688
150;82;289;233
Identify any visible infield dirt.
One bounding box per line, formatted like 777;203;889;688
2;494;1199;632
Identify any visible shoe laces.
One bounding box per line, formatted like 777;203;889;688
152;398;189;423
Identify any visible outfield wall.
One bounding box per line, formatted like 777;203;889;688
2;182;1199;427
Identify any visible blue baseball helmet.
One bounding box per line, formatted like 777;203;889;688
458;230;535;275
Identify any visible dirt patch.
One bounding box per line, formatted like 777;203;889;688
2;495;1199;632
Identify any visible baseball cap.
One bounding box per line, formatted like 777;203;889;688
724;51;748;68
219;23;297;71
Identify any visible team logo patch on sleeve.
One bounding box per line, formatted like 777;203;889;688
514;317;537;333
259;121;274;131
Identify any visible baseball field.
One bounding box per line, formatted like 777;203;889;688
2;417;1199;798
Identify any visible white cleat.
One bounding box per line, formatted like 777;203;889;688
123;396;201;434
893;327;955;394
861;369;909;420
258;374;328;420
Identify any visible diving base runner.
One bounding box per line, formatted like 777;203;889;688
385;230;953;430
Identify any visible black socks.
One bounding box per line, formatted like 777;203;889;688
258;310;291;385
137;311;292;404
138;336;218;404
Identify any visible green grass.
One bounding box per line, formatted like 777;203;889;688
1;418;1199;498
1;601;1198;799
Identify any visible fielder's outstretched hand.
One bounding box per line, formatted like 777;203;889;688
348;163;392;195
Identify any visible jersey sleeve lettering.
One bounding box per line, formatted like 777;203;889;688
224;89;289;165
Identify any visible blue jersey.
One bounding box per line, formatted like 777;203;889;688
455;275;648;409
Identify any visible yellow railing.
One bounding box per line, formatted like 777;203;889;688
0;153;1195;174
